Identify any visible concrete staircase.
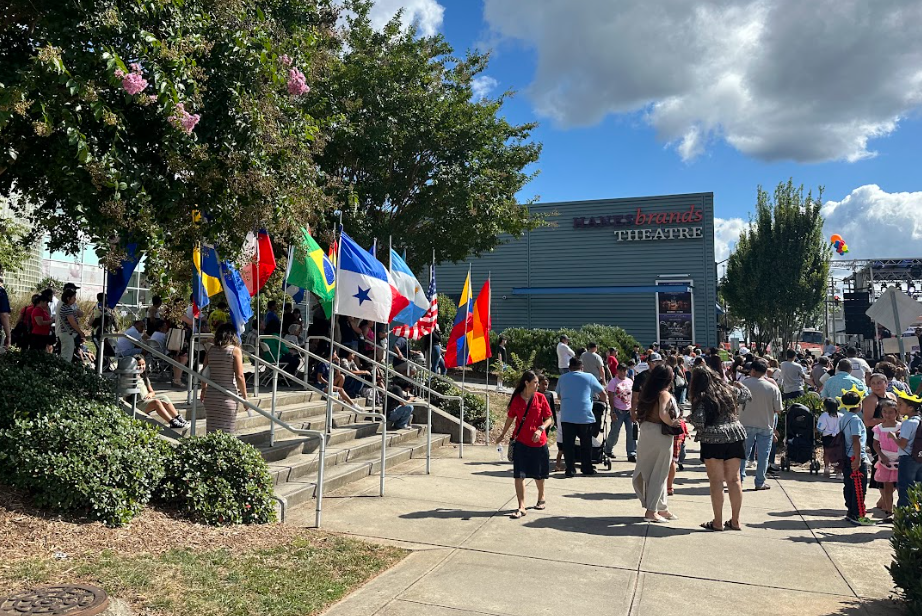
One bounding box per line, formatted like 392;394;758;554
179;389;452;511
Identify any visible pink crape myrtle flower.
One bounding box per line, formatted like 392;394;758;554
169;102;201;134
287;68;310;96
116;63;148;95
279;54;292;67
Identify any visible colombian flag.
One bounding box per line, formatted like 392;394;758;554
287;227;335;316
445;272;473;368
467;279;491;363
192;244;223;314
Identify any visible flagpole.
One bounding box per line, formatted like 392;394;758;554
188;243;203;435
323;216;343;437
484;270;491;444
254;227;261;397
369;238;378;412
460;263;471;459
97;262;107;375
269;244;293;448
382;236;392;433
426;252;435;474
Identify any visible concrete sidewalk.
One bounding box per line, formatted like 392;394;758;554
291;445;904;616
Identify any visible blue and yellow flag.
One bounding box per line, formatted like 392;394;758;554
287;227;335;316
193;245;223;297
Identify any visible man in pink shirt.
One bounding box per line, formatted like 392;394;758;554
604;363;636;461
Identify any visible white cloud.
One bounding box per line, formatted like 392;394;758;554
714;216;748;278
822;185;922;262
369;0;445;37
483;0;922;162
471;75;499;100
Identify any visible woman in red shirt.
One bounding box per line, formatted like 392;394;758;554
496;370;554;519
29;294;54;352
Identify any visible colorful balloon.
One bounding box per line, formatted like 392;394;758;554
830;234;844;244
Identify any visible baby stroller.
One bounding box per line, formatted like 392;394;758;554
780;403;821;474
586;400;613;470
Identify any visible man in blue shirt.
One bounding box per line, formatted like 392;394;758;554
892;390;922;510
821;359;866;399
556;357;604;477
837;388;875;525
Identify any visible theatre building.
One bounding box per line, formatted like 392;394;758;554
435;192;719;349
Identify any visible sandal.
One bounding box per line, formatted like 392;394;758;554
534;500;547;510
510;509;527;519
700;521;724;531
723;521;742;531
658;511;678;521
644;515;667;523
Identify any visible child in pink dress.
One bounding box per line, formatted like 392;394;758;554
872;400;901;516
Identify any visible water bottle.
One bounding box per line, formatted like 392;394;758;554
497;444;504;460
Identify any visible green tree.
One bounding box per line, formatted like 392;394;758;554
0;216;31;276
722;180;830;352
308;1;542;269
0;0;336;269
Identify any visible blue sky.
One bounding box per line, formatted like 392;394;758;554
381;0;922;264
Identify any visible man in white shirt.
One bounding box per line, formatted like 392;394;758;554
779;349;807;400
846;346;871;384
116;318;147;357
556;335;575;374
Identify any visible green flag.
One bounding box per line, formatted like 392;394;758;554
287;227;335;316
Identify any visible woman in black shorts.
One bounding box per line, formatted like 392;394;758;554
688;366;751;531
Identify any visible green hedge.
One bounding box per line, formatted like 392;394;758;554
158;432;277;525
0;401;166;527
476;324;640;376
890;484;922;611
430;376;489;430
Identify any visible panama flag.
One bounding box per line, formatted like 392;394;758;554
334;231;410;323
389;249;429;326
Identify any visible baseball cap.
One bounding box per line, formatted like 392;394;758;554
648;352;663;362
63;282;80;290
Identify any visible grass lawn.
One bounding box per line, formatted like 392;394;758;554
0;487;405;616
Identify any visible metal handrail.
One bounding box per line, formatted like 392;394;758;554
305;335;469;460
253;336;391;497
102;333;328;528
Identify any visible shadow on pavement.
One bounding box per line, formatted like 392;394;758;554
399;508;500;521
562;491;637;501
790;530;893;545
522;515;694;537
818;597;905;616
769;508;843;518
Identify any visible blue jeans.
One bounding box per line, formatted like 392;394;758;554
741;427;774;487
388;404;414;430
559;368;569;375
604;409;636;457
897;456;922;509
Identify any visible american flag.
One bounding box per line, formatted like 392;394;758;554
391;265;438;340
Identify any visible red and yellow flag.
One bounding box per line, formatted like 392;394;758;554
467;279;492;364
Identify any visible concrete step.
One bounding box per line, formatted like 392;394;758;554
243;417;385;453
265;425;432;485
275;432;453;509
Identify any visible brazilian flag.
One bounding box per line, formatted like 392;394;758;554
287;227;336;316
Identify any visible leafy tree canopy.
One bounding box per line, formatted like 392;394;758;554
722;180;830;351
1;0;336;268
309;1;542;269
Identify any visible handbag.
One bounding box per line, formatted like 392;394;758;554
166;327;185;352
660;397;684;436
674;371;687;389
507;395;535;462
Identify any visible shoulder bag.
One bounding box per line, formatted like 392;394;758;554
507;395;535;462
674;368;687;390
661;397;684;436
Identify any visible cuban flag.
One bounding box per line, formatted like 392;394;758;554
334;231;409;323
389;249;429;326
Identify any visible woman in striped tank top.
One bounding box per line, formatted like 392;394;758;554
200;323;248;433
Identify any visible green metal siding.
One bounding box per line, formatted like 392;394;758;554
435;192;718;348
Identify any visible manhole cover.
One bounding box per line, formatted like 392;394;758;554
0;584;109;616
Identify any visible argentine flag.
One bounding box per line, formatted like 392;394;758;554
334;232;409;323
389;249;429;326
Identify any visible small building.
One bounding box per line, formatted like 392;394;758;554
435;192;719;349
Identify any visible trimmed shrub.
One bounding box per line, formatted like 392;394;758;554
0;348;113;428
430;376;489;430
890;483;922;611
491;324;640;375
158;432;277;525
0;401;166;527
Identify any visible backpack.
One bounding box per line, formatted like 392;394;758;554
910;418;922;463
829;414;859;471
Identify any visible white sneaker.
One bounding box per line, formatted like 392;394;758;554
746;461;755;469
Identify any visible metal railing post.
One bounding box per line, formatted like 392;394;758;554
459;397;464;458
270;360;279;447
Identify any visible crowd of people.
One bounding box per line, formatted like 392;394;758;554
499;339;922;528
